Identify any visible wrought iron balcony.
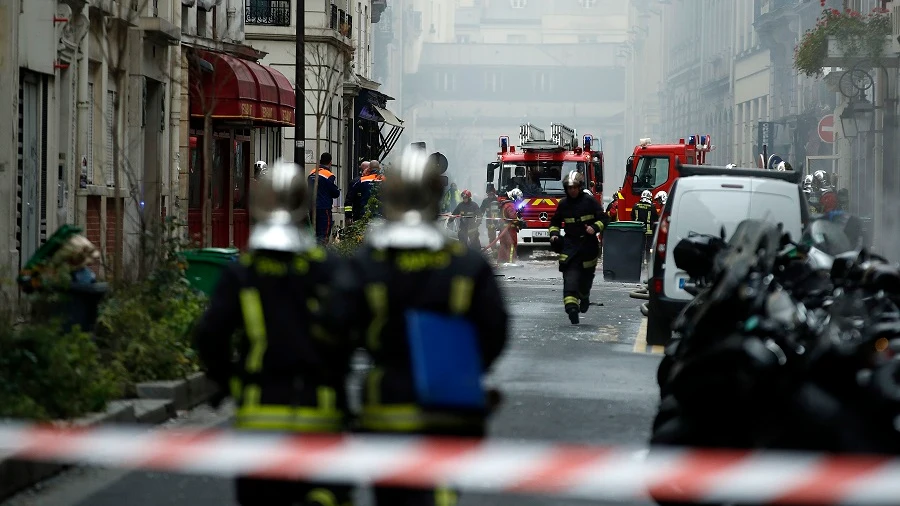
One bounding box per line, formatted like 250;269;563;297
245;0;291;27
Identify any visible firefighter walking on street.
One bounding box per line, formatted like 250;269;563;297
448;189;482;249
549;171;606;325
498;188;524;265
193;160;352;506
632;189;659;264
329;146;510;506
480;184;500;246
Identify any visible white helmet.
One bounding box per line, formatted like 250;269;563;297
508;188;524;201
775;161;787;171
563;170;584;188
813;170;827;183
654;190;668;206
248;159;313;253
725;163;737;169
254;160;268;178
640;190;653;203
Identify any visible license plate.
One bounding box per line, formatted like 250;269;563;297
532;230;549;238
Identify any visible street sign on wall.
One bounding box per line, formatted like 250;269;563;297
818;114;835;143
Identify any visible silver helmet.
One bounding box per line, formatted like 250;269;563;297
247;159;314;253
367;146;447;250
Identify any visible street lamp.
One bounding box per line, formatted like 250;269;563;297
840;104;858;139
854;93;875;135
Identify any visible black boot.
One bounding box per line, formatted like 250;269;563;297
580;298;590;314
567;305;580;324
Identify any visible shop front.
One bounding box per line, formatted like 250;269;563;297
186;49;295;249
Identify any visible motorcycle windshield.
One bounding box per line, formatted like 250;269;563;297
805;219;853;256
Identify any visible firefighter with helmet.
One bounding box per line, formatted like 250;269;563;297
448;189;482;249
193;160;352;506
480;184;500;246
632;189;659;263
328;145;510;506
606;189;623;222
549;171;606;324
498;188;525;265
654;190;668;208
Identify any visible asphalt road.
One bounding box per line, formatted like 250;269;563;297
2;253;663;506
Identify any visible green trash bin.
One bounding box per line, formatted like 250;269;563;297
182;248;240;296
602;221;646;282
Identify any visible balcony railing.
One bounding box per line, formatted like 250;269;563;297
245;0;291;27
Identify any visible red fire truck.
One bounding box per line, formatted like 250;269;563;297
616;135;712;221
486;123;604;247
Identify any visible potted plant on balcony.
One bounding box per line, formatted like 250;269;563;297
794;3;892;77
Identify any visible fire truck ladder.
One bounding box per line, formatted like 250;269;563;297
550;123;577;149
519;123;546;145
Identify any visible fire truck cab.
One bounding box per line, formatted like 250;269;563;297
617;135;712;221
487;123;603;246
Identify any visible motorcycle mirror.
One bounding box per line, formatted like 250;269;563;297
830;252;857;285
673;235;725;279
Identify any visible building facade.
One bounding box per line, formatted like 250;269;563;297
0;0;299;281
385;0;628;194
245;0;401;227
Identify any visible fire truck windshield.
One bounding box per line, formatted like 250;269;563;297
500;161;585;197
632;156;670;194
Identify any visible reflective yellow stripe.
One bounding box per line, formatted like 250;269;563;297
360;404;480;432
235;399;343;432
318;386;336;411
239;288;267;373
594;221;605;231
230;377;243;400
564;296;579;305
449;276;474;315
583;259;598;269
307;488;338;506
548;226;560;232
436;487;458;506
580;214;595;221
559;254;569;261
365;283;388;351
367;367;384;405
564;217;576;223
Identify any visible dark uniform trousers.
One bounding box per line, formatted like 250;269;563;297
549;195;606;313
194;250;353;506
330;242;510;506
450;201;482;249
480;197;500;245
631;202;658;263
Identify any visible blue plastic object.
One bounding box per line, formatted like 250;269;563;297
405;310;486;410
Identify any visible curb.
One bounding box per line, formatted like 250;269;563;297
0;372;218;501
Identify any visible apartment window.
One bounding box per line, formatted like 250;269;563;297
510;0;526;8
456;34;470;43
435;71;455;92
534;72;550;93
105;89;117;187
485;71;500;92
507;34;526;43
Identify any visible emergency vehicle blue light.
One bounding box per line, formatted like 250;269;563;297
688;135;697;145
700;135;708;145
583;134;593;149
499;136;509;149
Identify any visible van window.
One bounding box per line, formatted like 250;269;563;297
747;191;803;241
673;189;751;242
632;156;670;194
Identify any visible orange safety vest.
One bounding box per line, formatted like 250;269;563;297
309;168;335;179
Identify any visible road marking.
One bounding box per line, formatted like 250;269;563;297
633;317;664;355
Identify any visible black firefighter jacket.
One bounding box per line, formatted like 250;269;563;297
193;249;352;433
549;194;606;271
328;241;509;435
632;202;659;235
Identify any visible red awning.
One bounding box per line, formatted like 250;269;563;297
189;50;295;127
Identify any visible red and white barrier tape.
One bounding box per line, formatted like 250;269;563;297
2;422;900;504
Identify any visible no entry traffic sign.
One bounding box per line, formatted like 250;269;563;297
818;114;835;143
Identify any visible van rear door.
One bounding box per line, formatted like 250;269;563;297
663;177;752;301
748;179;804;242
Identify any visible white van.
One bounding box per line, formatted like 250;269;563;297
646;165;809;345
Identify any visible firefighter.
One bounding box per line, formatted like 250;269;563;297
329;146;510;506
498;188;525;265
480;184;500;246
632;189;658;263
193;160;352;506
606;189;623;222
549;171;606;325
448;189;482;249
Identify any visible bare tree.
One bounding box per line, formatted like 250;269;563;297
304;39;354;229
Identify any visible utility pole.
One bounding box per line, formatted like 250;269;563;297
294;0;305;165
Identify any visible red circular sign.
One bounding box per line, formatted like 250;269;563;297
818;114;835;143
